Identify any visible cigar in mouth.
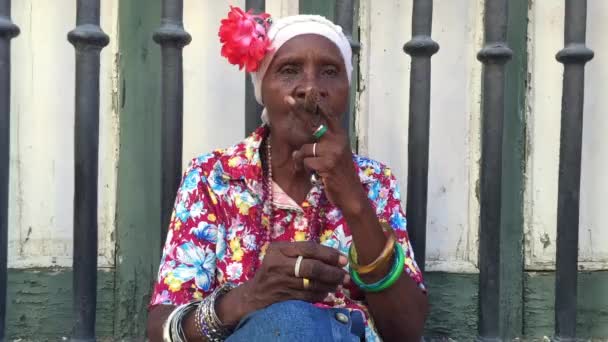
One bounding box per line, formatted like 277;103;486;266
303;88;319;113
303;88;321;125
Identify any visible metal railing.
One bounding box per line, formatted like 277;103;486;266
153;0;192;249
476;0;513;339
67;1;110;340
403;0;439;274
554;0;594;340
0;0;19;340
0;0;596;340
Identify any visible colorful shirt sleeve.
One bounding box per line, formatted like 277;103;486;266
149;157;222;308
369;167;426;291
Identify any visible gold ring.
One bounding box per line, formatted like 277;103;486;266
303;277;311;290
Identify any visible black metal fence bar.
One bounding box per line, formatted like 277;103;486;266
334;0;359;138
0;0;19;339
153;0;191;246
67;0;109;340
244;0;265;136
476;0;512;339
403;0;438;272
554;0;594;340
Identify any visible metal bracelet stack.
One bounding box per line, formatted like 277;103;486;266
162;283;236;342
195;282;237;341
162;301;199;342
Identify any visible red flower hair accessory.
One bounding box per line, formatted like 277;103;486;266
218;6;273;72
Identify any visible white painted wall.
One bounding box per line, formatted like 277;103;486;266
8;1;607;272
357;0;483;272
182;0;299;165
8;0;118;268
524;0;608;271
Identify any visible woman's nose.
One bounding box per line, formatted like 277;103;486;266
294;85;328;101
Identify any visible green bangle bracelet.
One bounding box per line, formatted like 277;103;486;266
349;243;405;292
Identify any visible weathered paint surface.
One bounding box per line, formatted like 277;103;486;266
523;271;608;339
181;1;300;169
424;272;479;339
4;0;608;340
182;0;245;167
8;0;119;268
499;0;528;337
5;269;115;340
113;0;162;338
524;0;608;271
267;0;299;17
4;269;607;339
357;0;483;273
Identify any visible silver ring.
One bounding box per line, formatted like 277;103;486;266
313;143;317;157
294;255;304;278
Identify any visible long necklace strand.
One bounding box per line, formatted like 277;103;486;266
264;134;323;243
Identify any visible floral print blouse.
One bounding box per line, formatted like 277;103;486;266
150;126;425;341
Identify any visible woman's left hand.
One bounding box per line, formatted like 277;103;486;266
291;96;367;215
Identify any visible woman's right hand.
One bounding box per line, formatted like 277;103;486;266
216;241;349;325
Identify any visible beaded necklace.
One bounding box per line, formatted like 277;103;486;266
262;133;323;246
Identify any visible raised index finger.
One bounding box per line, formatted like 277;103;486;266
315;99;342;135
280;241;347;267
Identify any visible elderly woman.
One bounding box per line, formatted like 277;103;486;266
147;8;428;342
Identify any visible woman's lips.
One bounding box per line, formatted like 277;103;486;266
303;89;322;129
285;90;323;132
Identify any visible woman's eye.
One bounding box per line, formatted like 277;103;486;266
279;66;298;75
322;66;338;76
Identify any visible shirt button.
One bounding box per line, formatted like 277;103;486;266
335;312;349;324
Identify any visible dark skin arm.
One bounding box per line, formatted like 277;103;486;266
293;98;429;341
146;242;349;341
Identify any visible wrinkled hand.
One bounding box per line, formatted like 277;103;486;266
289;94;367;214
240;241;349;313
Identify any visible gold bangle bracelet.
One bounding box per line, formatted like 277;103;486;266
349;223;397;274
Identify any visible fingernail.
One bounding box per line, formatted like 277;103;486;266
285;95;296;106
339;255;348;266
343;274;351;285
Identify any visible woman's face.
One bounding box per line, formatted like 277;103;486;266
261;34;349;148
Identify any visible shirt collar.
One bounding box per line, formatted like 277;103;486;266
219;125;376;185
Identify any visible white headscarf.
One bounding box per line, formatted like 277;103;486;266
250;15;353;124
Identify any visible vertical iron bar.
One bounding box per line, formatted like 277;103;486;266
554;0;594;340
67;0;109;340
476;0;512;339
153;0;191;247
403;0;438;273
334;0;360;135
0;0;18;339
245;0;265;136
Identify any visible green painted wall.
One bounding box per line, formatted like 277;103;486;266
113;0;163;339
299;0;335;20
424;273;479;339
524;272;608;339
6;270;607;340
499;0;528;338
6;269;115;341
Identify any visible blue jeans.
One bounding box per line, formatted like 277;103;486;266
225;300;366;342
